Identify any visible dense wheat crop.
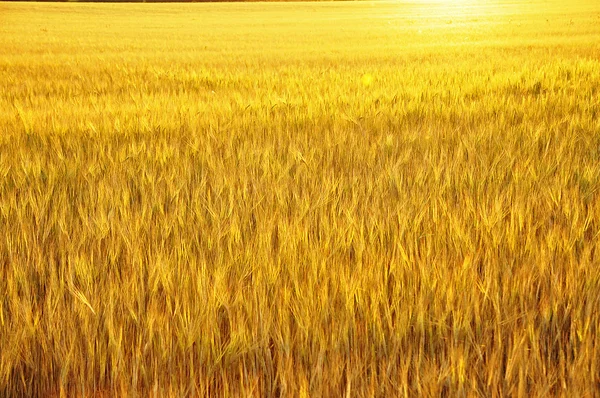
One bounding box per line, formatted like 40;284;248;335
1;0;600;396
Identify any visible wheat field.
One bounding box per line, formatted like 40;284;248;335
1;0;600;396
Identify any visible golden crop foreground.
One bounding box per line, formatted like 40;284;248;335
1;1;600;396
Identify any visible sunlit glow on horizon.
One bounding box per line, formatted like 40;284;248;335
387;0;507;20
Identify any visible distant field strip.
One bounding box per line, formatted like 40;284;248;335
1;1;600;396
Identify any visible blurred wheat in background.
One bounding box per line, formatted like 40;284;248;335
1;0;600;396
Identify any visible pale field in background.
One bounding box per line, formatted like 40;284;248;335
1;1;600;396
